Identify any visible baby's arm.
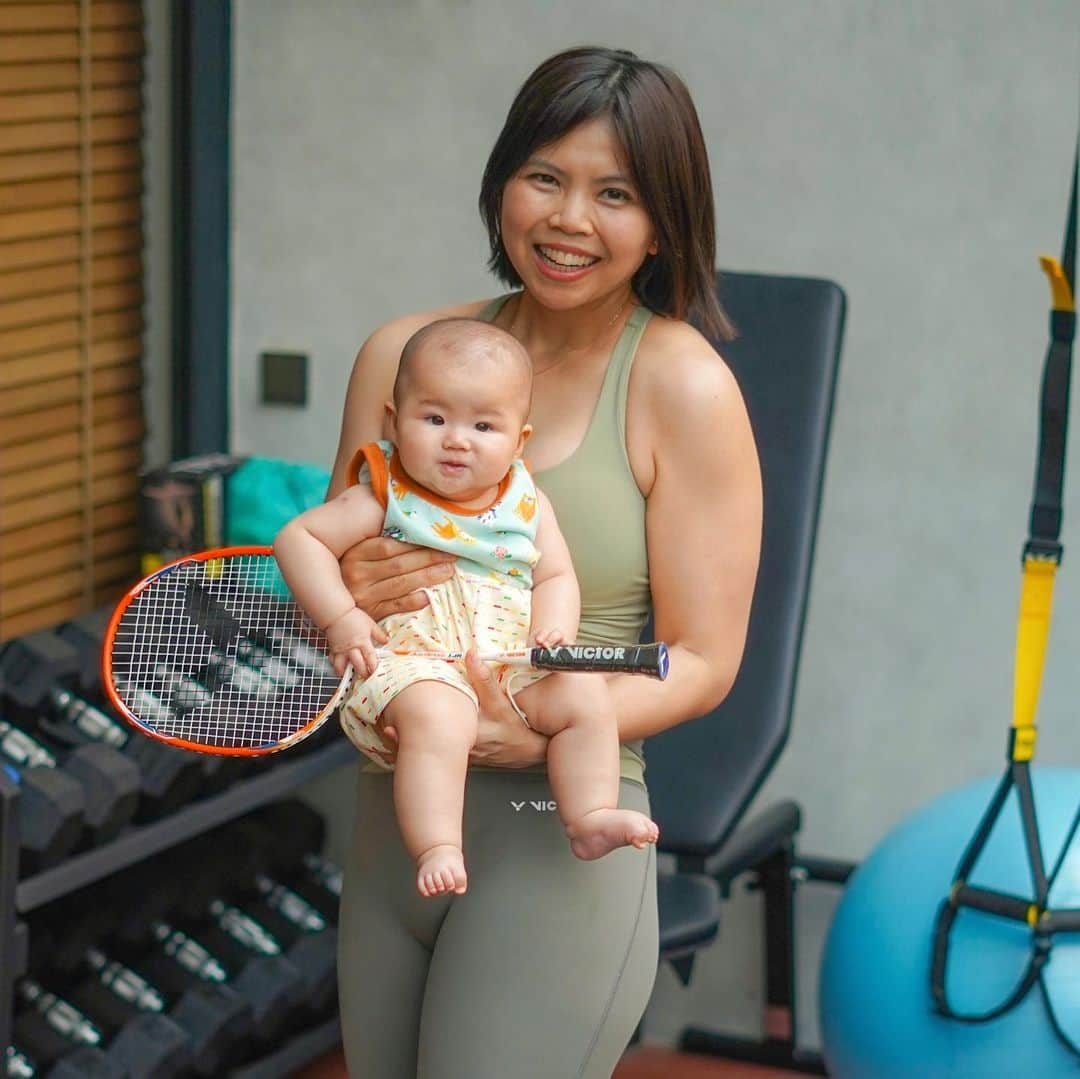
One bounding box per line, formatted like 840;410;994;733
273;485;389;676
528;489;581;648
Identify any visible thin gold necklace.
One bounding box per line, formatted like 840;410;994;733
528;296;632;375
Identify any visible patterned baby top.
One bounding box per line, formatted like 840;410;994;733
350;440;541;588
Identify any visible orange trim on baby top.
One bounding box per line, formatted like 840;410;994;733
349;444;390;507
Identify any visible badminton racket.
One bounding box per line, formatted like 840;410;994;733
102;547;669;756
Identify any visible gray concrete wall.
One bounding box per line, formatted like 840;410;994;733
228;0;1080;1051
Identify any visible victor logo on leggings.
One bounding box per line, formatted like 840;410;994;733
509;800;558;812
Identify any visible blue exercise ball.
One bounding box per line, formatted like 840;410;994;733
820;766;1080;1078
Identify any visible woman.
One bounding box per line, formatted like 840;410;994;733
329;46;762;1078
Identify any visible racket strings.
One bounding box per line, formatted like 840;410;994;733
110;556;341;750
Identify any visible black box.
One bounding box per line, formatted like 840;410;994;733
138;453;247;574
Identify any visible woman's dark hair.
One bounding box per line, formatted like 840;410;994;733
479;46;733;341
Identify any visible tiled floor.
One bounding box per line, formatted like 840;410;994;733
295;1045;809;1078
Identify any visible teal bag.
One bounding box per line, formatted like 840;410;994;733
226;457;331;546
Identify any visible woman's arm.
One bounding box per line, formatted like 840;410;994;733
527;490;580;644
611;331;762;741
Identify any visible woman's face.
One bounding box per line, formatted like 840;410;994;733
499;116;657;311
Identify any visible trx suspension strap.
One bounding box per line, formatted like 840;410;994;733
929;140;1080;1054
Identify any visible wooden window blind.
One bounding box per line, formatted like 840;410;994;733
0;0;146;641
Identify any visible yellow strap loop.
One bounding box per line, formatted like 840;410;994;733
1039;254;1076;313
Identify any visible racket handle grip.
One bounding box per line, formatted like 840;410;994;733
530;642;669;680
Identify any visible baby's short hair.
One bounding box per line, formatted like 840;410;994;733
393;317;532;411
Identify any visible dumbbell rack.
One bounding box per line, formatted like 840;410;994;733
0;736;356;1076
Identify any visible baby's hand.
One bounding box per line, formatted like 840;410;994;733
323;608;388;679
531;628;568;649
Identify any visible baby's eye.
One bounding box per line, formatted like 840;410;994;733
425;415;444;426
475;422;492;432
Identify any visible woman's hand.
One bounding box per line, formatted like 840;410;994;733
380;650;549;769
463;650;549;767
339;535;455;621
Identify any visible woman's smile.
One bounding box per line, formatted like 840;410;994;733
533;243;601;280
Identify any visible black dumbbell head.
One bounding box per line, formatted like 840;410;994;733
229;955;306;1042
0;633;80;709
59;744;140;844
56;608;113;695
106;1014;193;1079
14;765;85;870
169;983;254;1077
49;1047;125;1078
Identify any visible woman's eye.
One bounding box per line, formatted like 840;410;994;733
602;187;631;202
530;172;557;186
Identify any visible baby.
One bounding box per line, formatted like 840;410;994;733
273;318;658;897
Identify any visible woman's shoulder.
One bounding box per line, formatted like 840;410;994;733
634;313;740;411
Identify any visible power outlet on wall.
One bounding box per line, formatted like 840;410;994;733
260;351;308;406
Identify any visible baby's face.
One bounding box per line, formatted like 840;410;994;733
389;349;530;505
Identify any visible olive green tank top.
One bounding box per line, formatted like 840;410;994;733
479;295;652;786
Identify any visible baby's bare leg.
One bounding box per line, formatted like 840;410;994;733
513;673;659;860
381;681;478;897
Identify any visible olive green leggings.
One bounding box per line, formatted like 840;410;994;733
337;769;658;1078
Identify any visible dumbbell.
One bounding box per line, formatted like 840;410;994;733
32;815;280;975
73;947;250;1078
101;830;272;950
120;917;305;1046
12;977;190;1079
0;720;85;871
5;1043;38;1078
287;851;344;923
114;929;263;1064
235;871;339;1018
24;822;266;977
54;607;113;691
0;631;209;819
46;1048;122;1079
0;636;144;836
0;709;138;847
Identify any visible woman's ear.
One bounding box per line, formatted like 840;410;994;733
647;238;658;256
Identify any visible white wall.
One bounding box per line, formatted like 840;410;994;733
229;0;1080;1050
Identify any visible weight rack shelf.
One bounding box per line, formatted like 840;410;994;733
0;734;356;1066
230;1016;342;1079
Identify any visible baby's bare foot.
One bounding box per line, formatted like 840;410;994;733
566;808;660;861
416;844;467;897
